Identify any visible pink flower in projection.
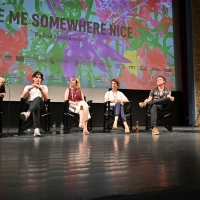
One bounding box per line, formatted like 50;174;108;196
137;44;173;86
79;0;87;11
159;13;173;34
10;65;35;83
0;26;28;76
138;0;172;32
138;0;162;15
114;43;174;90
144;48;168;82
95;0;149;43
144;48;168;83
155;0;172;10
146;48;168;70
116;66;144;89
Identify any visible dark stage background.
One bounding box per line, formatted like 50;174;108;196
2;90;183;129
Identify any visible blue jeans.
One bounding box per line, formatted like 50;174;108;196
112;102;126;122
28;97;44;129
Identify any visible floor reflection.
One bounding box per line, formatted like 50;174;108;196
1;131;200;199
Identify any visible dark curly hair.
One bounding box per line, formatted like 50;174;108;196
32;71;44;81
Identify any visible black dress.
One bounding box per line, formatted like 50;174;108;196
0;84;6;101
0;84;5;94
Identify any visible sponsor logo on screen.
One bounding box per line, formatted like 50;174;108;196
4;55;12;61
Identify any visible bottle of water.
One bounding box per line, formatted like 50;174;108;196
52;122;56;132
60;122;64;134
60;122;64;130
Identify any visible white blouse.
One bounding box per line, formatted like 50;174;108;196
104;90;128;106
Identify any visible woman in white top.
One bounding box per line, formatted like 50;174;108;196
104;79;130;133
20;71;49;136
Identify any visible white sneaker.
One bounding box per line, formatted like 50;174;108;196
20;112;30;121
34;128;41;137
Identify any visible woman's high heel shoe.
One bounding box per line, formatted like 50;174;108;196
79;124;83;129
83;130;90;135
125;126;130;133
112;123;117;129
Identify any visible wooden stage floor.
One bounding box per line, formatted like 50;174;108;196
0;127;200;200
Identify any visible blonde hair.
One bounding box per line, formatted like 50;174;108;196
0;77;5;87
70;77;81;89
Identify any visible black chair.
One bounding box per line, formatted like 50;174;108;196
145;102;173;132
103;101;133;132
63;99;93;133
18;98;51;135
0;97;3;136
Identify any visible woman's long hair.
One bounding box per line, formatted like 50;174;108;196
0;77;4;87
70;77;81;89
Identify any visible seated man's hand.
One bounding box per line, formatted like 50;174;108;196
33;83;40;88
169;96;175;101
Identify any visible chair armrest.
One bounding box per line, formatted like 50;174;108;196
19;98;28;112
44;99;51;106
124;101;131;106
0;97;3;111
44;99;51;103
43;99;51;112
87;100;93;109
64;100;69;104
124;101;132;112
20;97;26;102
104;101;111;112
104;101;111;106
63;100;70;113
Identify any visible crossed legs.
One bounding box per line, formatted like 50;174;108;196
147;97;171;134
79;106;89;135
20;97;44;136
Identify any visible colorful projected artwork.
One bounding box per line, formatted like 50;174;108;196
0;0;175;90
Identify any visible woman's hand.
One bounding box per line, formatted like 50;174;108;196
70;101;79;105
